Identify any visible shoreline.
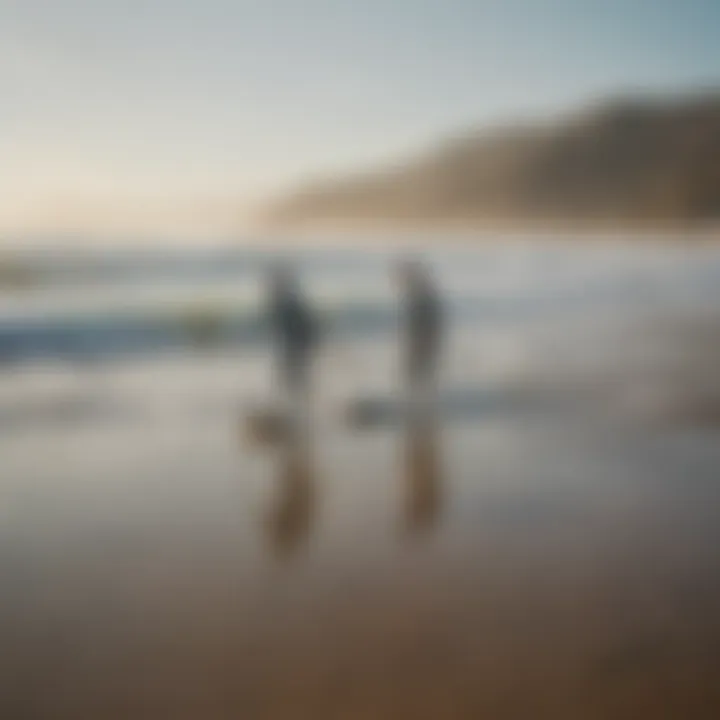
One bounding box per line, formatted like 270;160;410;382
248;219;720;247
2;221;719;252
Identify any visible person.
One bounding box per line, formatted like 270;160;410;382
267;260;319;421
397;258;443;417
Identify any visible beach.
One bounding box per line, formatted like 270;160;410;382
2;242;720;718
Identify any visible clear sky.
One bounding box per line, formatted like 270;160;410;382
2;0;719;235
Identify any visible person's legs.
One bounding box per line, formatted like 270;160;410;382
405;342;425;418
407;338;440;422
283;347;311;430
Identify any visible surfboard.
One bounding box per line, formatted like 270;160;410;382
343;386;512;428
343;395;406;428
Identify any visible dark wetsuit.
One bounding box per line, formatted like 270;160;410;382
270;286;318;396
404;280;443;389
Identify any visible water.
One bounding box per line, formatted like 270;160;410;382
2;241;719;363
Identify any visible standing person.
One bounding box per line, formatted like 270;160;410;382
397;258;443;419
267;260;319;425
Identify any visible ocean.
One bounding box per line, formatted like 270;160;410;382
2;240;719;363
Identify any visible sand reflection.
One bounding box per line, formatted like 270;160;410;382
263;435;316;559
402;417;443;537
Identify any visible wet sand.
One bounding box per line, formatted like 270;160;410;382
2;331;720;719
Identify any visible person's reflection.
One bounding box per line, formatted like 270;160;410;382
402;419;443;537
264;437;316;559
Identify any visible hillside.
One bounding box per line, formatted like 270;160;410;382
264;93;720;228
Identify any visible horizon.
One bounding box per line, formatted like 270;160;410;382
2;0;720;238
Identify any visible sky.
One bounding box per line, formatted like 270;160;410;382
1;0;719;236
